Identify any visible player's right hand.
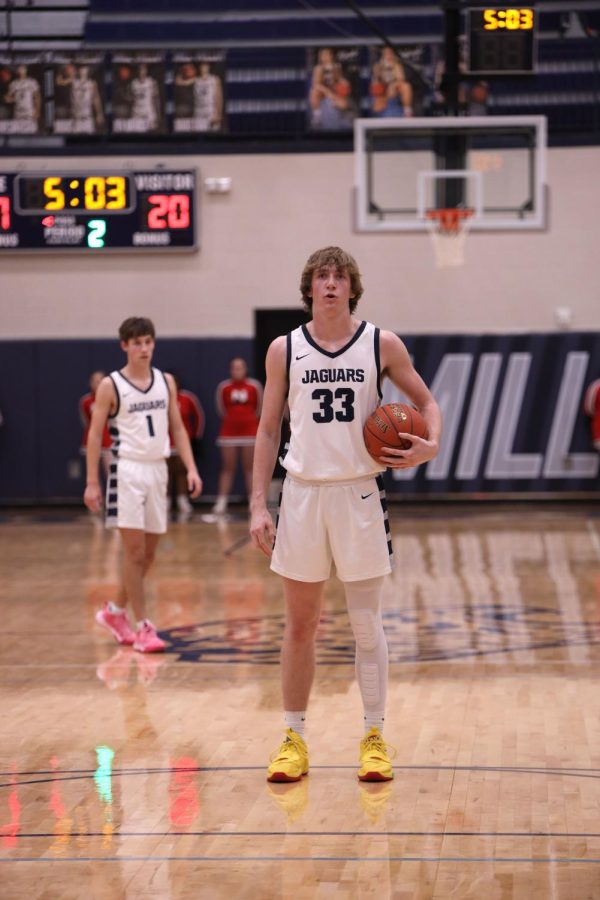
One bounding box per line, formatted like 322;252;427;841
249;507;275;558
84;483;103;513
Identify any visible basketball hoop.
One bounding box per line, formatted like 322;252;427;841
425;208;474;268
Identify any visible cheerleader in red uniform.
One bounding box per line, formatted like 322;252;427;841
213;358;262;514
168;373;205;518
584;379;600;452
80;370;112;478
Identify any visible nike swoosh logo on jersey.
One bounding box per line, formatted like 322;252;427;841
295;353;310;360
361;492;374;500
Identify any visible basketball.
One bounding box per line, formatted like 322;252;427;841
370;80;386;96
363;402;428;460
470;83;488;104
336;80;352;97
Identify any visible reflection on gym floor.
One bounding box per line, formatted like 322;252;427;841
1;505;600;898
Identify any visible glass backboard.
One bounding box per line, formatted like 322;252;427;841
354;115;547;232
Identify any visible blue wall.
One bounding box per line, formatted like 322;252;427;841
0;337;252;503
1;331;598;503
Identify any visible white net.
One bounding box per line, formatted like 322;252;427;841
425;209;474;268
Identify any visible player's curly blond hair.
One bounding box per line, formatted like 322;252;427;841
300;246;364;315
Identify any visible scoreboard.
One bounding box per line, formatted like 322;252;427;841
466;7;537;74
0;169;197;252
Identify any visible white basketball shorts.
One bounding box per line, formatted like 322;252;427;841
105;457;168;534
270;474;394;583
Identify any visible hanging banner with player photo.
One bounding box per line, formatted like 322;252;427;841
50;53;106;135
172;52;226;134
111;51;167;136
306;47;360;132
0;55;45;136
368;45;431;118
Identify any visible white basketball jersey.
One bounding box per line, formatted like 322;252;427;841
71;79;94;119
109;368;170;462
282;320;385;482
9;78;38;118
193;76;216;119
131;78;157;124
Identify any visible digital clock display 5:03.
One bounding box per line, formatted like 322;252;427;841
16;174;133;214
467;7;536;74
0;170;197;252
481;8;534;31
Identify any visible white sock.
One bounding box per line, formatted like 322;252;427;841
284;711;307;739
364;713;385;734
108;602;124;614
213;496;227;514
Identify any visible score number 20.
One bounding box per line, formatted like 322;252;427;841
147;194;190;230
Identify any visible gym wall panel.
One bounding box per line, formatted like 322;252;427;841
0;342;38;500
0;146;599;338
0;331;598;503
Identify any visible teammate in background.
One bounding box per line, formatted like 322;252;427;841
130;63;160;132
79;370;112;484
213;358;262;515
175;61;223;131
250;247;441;783
168;373;205;519
4;65;41;132
584;379;600;451
369;46;413;118
84;317;202;652
309;47;355;130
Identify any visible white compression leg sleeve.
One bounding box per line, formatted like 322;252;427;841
344;576;388;731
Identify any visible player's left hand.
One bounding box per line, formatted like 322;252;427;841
187;470;203;498
379;434;439;469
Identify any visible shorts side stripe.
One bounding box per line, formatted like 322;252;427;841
376;474;394;564
105;461;119;525
272;475;286;552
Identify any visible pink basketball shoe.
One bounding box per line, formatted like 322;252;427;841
95;604;136;646
133;620;167;654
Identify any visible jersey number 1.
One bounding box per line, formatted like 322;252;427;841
146;415;155;437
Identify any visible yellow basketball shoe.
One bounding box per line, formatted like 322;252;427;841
358;727;395;782
267;728;309;783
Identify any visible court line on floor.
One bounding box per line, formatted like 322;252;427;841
3;636;600;668
3;763;600;789
2;856;600;864
6;830;600;839
3;652;600;669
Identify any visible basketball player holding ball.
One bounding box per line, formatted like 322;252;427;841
250;247;441;783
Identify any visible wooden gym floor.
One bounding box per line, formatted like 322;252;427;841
1;503;600;899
